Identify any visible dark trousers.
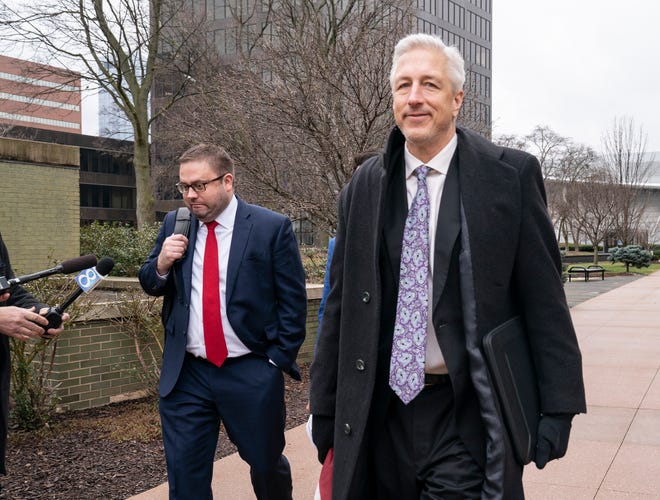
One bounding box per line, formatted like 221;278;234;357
159;353;292;500
370;381;483;499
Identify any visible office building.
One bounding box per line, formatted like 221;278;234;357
414;0;492;131
98;60;134;141
1;125;136;225
201;0;492;132
0;54;82;134
152;0;492;243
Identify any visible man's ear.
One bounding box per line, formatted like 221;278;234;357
224;173;234;190
452;89;464;118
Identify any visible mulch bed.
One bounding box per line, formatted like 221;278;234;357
0;364;311;499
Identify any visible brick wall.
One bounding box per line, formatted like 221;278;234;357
51;320;147;411
0;137;80;273
39;284;324;412
299;284;323;363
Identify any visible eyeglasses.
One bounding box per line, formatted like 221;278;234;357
175;173;227;194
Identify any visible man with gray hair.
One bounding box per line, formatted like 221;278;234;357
310;33;586;498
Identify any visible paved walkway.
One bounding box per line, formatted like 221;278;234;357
131;273;660;499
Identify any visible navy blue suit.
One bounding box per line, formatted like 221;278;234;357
139;197;307;499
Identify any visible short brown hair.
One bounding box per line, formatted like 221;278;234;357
179;144;234;176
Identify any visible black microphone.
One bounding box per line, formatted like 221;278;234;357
0;254;98;293
41;257;115;335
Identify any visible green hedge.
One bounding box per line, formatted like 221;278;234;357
80;222;161;277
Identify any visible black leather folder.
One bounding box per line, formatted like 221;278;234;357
482;316;540;465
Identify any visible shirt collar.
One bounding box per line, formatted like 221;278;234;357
403;133;458;178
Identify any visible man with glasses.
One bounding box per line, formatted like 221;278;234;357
139;144;307;499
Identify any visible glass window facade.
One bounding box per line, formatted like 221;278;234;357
199;0;492;133
414;0;492;133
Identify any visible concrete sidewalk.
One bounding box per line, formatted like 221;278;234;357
523;272;660;499
131;273;660;499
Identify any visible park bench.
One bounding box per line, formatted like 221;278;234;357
567;265;605;282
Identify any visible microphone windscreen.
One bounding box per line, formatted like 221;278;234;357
96;257;115;276
60;255;98;274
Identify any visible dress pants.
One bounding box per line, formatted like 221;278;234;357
370;380;483;499
160;353;292;500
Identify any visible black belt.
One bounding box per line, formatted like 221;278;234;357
424;373;451;386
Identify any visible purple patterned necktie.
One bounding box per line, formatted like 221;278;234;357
389;165;430;404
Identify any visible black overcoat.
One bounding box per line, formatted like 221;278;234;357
310;127;586;499
0;233;46;475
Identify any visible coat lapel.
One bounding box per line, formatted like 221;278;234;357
456;128;515;291
180;216;198;302
382;146;406;284
431;152;461;310
225;198;252;304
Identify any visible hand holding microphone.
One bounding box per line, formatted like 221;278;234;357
41;257;115;337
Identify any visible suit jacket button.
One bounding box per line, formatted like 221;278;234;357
355;359;365;371
343;423;351;435
361;291;371;303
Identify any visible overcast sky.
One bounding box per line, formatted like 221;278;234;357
491;0;660;153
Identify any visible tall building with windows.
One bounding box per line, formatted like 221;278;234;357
98;60;134;141
0;54;82;134
154;0;492;242
198;0;492;132
414;0;492;132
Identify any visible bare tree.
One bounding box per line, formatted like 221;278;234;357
525;125;567;181
549;141;597;251
0;0;206;228
601;116;652;246
568;168;618;264
493;133;527;151
496;129;595;252
156;0;416;235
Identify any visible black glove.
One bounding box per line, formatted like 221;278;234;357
311;415;334;464
534;413;574;469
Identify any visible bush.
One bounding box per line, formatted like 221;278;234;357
608;245;654;273
577;244;607;253
81;222;161;277
10;275;92;430
300;246;328;284
651;245;660;261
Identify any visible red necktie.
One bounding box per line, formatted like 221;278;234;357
203;221;227;366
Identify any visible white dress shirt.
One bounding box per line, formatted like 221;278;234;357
403;133;458;374
186;195;251;359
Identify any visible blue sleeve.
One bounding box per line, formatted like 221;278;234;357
316;237;335;343
138;212;175;297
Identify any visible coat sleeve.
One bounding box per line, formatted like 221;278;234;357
512;154;586;415
138;213;175;297
309;192;348;417
263;216;308;376
0;233;47;311
316;237;335;331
